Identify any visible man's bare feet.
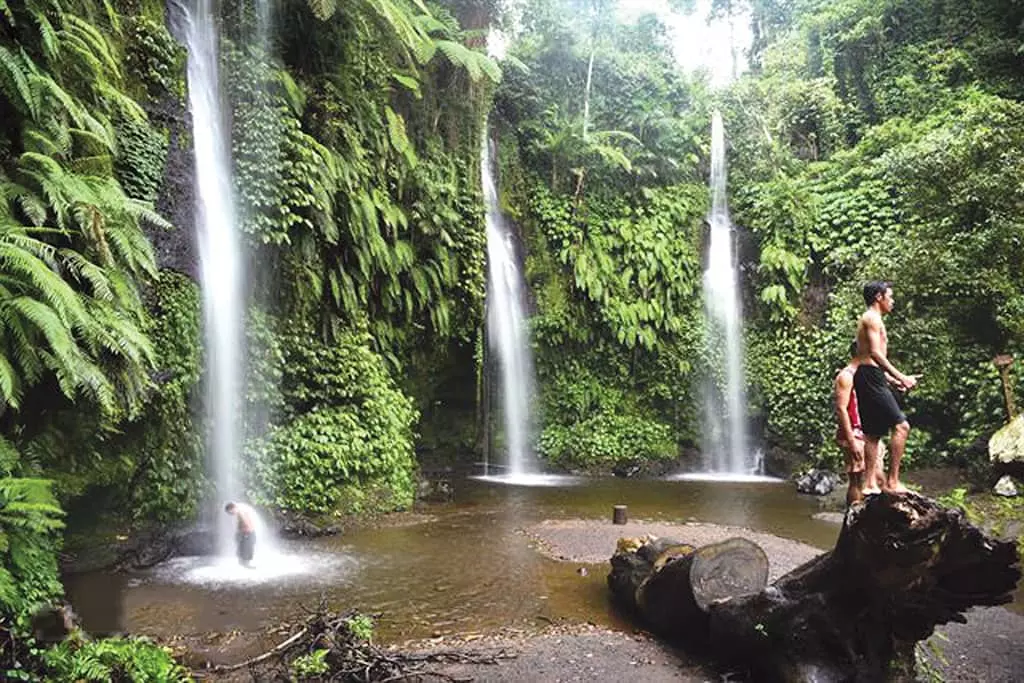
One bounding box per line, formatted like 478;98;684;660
884;481;909;493
861;486;882;496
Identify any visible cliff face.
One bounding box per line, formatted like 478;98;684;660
151;87;198;278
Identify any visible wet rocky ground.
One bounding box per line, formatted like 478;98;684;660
408;516;1024;682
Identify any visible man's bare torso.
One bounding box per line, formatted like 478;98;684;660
235;504;255;534
856;309;887;365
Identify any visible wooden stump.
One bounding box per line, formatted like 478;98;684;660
609;536;768;642
607;492;1022;682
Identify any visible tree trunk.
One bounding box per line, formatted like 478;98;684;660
608;537;769;643
607;492;1022;682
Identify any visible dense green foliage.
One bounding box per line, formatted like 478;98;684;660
495;0;1024;474
720;0;1024;467
495;1;712;464
0;0;501;675
0;0;1022;672
1;0;501;518
222;0;501;510
247;325;418;514
0;439;63;625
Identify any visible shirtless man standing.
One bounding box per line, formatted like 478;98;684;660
853;281;917;495
225;501;256;567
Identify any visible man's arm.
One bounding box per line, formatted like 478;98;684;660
835;373;858;446
865;315;915;388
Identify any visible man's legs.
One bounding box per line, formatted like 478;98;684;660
885;421;910;492
862;436;883;496
845;439;866;506
847;470;864;506
873;440;887;491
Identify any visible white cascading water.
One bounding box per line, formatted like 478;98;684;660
163;1;353;584
182;0;244;558
482;134;535;478
701;111;754;475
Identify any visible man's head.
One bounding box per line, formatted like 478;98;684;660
863;281;894;312
225;502;236;514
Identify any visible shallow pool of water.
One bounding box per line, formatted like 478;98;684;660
61;477;887;643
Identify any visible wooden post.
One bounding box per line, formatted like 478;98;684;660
612;505;628;525
994;354;1017;421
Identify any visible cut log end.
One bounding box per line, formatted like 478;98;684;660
690;537;770;612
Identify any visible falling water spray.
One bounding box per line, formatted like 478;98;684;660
702;111;753;474
181;0;245;557
482;132;535;477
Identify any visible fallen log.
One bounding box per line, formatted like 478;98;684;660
608;536;769;643
607;492;1021;682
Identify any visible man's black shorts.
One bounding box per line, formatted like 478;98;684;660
236;532;255;563
853;364;906;437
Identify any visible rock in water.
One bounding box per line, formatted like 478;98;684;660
795;469;839;495
994;474;1019;497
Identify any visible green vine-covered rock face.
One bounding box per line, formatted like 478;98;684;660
246;328;419;515
493;4;711;469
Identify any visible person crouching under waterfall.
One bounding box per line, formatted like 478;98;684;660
225;501;256;567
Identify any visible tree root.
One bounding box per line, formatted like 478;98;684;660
194;604;517;681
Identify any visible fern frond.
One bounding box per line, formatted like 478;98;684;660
384;106;417;168
102;0;121;36
0;353;22;409
390;71;422;98
22;128;66;157
69;127;116;155
6;296;78;367
413;14;449;37
275;69;307;116
0;237;90;324
57;247;112;300
62;15;120;77
363;0;431;62
30;71;85;128
308;0;338;20
0;45;37;119
35;14;61;63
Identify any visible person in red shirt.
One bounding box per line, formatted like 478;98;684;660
835;341;884;505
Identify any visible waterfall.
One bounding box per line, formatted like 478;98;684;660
701;111;753;474
482;133;535;477
182;0;245;557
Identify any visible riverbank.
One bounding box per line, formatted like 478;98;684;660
409;515;1023;682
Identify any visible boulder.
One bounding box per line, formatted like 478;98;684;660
416;476;454;503
612;461;642;478
993;475;1019;497
795;469;839;496
989;414;1024;468
276;512;342;539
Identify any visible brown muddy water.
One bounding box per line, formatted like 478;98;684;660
66;478;839;643
65;477;1018;646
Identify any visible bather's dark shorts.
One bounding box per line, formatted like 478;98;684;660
236;531;255;563
853;365;906;437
